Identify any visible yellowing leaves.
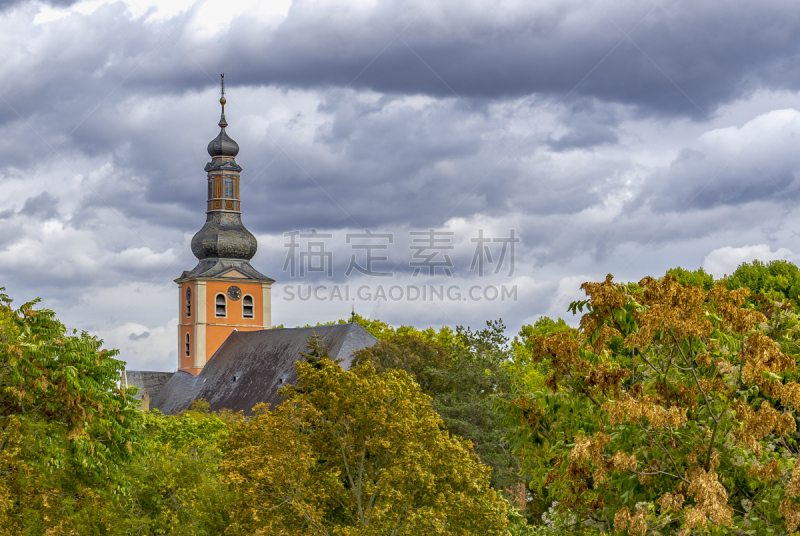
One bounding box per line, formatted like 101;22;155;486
222;360;509;536
604;395;688;428
684;467;732;531
515;272;800;535
747;458;783;481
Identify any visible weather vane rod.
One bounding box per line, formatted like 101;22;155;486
220;73;226;113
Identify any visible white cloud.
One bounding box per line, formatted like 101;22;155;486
703;244;795;278
104;317;179;372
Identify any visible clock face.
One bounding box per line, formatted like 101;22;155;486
227;285;242;301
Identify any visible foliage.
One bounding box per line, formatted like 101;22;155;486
666;266;715;291
106;405;233;535
724;259;800;301
0;291;233;535
510;317;571;393
0;290;526;535
0;289;142;534
351;334;450;394
299;333;335;369
311;313;460;347
439;321;525;492
1;399;233;535
353;321;527;495
0;416;82;535
505;273;800;535
667;260;800;302
222;358;509;536
0;290;140;477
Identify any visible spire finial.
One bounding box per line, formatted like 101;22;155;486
218;73;228;127
351;305;355;323
220;73;226;111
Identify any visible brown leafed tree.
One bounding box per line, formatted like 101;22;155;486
506;274;800;535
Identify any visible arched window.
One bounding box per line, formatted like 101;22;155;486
224;178;233;199
208;179;213;199
215;293;226;317
185;333;190;357
242;295;254;318
186;287;192;318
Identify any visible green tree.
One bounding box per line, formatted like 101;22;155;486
107;403;233;535
724;259;800;301
306;314;398;340
351;335;450;394
353;321;526;497
438;321;524;493
666;266;715;291
0;290;141;534
222;358;509;536
509;317;572;394
300;333;334;369
312;313;459;347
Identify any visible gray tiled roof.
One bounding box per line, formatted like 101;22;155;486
177;258;274;281
123;370;175;401
150;323;377;415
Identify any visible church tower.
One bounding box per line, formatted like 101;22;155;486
175;75;274;375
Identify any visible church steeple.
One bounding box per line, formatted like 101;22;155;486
206;75;240;159
190;74;258;264
175;74;274;375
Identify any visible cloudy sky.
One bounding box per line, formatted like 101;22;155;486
2;0;800;371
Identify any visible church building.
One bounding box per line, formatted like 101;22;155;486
123;77;377;413
175;81;274;375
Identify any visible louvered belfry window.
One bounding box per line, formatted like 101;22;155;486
243;295;254;318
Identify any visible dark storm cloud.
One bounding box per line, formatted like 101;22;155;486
0;0;797;276
2;0;800;134
49;82;606;236
0;0;77;9
20;191;59;219
172;0;800;117
129;331;150;340
0;0;786;247
229;94;608;233
545;100;620;151
0;0;797;230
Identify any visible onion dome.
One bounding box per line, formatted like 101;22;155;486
191;212;257;261
207;111;240;158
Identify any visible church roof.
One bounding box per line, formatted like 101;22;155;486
177;258;274;282
122;370;175;401
151;323;377;415
206;121;240;159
